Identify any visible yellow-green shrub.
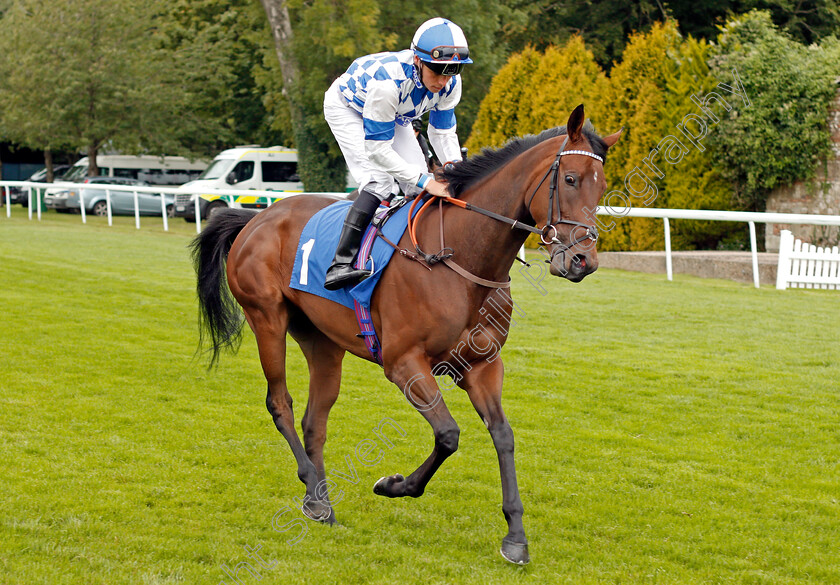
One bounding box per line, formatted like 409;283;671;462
467;22;744;251
466;37;607;153
597;21;680;251
517;37;609;136
465;47;542;152
659;36;739;249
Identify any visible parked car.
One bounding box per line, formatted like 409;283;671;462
45;177;175;217
9;165;72;206
59;154;206;185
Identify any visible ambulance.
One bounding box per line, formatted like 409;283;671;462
173;146;303;221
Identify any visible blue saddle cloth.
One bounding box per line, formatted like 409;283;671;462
289;199;414;310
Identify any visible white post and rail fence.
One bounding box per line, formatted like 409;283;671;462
601;207;840;289
4;180;840;290
0;180;311;230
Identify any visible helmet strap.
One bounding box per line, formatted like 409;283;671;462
413;57;427;90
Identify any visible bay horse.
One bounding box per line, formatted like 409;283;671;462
192;105;620;565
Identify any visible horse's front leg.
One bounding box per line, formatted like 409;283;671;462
461;358;529;565
374;351;460;498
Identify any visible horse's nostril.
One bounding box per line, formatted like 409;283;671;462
572;254;586;270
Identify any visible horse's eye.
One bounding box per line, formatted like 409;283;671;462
565;175;576;186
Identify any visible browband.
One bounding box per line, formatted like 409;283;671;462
558;150;604;163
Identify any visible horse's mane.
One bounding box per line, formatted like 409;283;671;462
443;125;608;196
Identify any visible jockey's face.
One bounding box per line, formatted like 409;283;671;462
414;57;449;94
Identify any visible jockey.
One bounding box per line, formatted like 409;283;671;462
322;17;472;290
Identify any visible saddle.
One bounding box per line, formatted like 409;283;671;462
289;197;418;365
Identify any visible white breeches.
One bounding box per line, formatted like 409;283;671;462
324;79;426;201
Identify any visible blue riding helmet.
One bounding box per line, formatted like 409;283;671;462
411;18;472;76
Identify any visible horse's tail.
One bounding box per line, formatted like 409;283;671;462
189;209;259;368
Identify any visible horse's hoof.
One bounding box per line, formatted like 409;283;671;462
301;499;333;523
500;538;530;565
373;473;404;497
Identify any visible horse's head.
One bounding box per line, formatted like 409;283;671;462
527;105;621;282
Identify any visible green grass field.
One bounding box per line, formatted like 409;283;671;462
1;206;839;584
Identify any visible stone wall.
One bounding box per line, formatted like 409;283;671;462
765;80;840;252
599;251;778;285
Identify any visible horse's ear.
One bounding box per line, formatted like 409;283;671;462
602;127;624;149
567;104;585;142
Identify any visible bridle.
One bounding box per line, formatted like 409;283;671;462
404;134;604;287
524;136;602;264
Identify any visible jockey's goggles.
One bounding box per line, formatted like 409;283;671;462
417;45;470;76
424;60;465;76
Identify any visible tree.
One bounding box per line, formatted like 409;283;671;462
465;47;543;151
0;0;211;175
596;21;682;251
0;0;6;179
672;0;840;47
501;0;840;72
598;22;743;251
659;36;740;250
709;10;840;211
466;37;609;152
468;21;751;251
502;0;668;68
260;0;389;190
0;3;73;178
375;1;521;142
158;0;291;155
517;37;609;137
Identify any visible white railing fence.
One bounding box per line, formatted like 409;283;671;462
600;207;840;289
5;181;840;290
1;180;313;231
775;229;840;290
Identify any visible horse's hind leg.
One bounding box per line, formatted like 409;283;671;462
292;327;345;524
243;303;327;521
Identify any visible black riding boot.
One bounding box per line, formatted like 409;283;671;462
324;189;381;291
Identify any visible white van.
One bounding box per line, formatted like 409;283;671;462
173;146;304;221
60;155;207;186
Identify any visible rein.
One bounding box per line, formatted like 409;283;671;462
405;136;604;288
